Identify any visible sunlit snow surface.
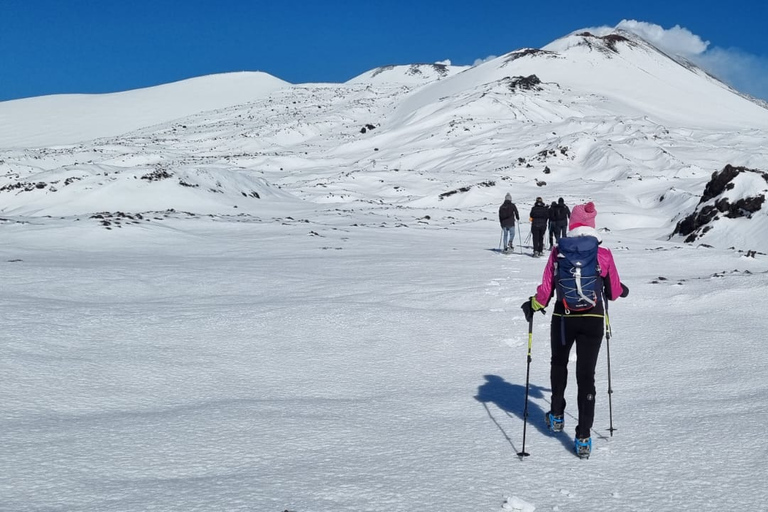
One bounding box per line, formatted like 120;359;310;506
2;213;767;511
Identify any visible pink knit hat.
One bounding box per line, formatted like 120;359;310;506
569;202;597;230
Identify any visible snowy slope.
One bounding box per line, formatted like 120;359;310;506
2;196;767;512
0;72;289;148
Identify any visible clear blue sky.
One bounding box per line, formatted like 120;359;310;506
2;0;767;102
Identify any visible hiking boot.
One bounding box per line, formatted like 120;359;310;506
545;412;564;433
574;437;592;459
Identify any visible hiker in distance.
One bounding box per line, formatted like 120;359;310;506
528;197;549;257
520;201;629;458
499;193;520;252
548;201;558;250
551;197;571;244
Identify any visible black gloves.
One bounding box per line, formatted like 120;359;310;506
620;283;629;298
521;300;534;323
521;296;546;323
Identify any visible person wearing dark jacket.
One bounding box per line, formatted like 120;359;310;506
548;201;558;250
551;197;571;243
521;202;629;459
528;197;549;257
498;193;520;251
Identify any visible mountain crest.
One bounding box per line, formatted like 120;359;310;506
347;62;467;85
572;31;637;53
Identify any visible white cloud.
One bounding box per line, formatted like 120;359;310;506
473;55;498;66
615;19;709;58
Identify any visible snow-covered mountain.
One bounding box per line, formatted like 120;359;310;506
2;29;768;251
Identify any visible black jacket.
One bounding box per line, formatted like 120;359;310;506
548;203;558;222
553;203;570;222
499;201;520;228
529;202;549;228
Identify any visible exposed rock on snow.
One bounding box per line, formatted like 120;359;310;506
574;31;636;54
505;75;542;91
673;164;768;243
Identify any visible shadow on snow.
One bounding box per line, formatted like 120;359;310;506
475;374;574;455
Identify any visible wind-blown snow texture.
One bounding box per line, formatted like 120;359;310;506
2;29;768;511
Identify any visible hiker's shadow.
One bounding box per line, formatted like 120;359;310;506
475;374;572;453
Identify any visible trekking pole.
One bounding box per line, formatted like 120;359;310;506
605;299;616;436
499;229;503;251
517;316;534;458
518;228;523;254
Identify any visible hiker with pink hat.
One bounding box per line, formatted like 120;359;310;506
520;201;629;459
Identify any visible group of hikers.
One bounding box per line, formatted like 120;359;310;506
497;193;629;459
498;193;571;256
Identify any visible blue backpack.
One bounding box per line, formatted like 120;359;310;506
555;236;602;312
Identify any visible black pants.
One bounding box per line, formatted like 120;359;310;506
553;220;568;242
531;225;546;253
549;315;604;439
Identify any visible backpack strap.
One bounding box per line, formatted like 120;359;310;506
573;265;596;308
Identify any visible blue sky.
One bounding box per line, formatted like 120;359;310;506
2;0;768;102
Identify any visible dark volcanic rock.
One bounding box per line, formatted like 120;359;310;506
672;164;768;243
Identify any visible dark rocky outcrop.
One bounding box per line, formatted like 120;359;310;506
672;164;768;243
503;48;555;65
505;75;542;92
574;32;635;55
